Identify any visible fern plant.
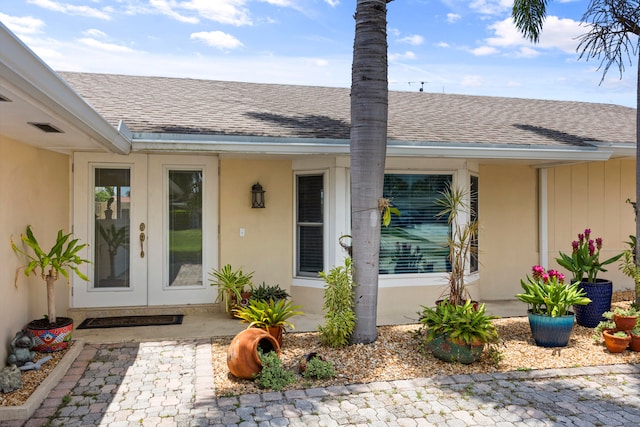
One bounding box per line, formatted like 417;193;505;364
318;257;356;348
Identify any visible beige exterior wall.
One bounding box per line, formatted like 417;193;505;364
218;158;294;293
0;137;70;363
478;163;539;301
546;159;635;290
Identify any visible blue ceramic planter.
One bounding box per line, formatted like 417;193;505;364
527;311;575;347
573;280;612;328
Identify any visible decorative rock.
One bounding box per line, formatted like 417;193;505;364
19;355;52;371
0;365;22;393
6;329;36;367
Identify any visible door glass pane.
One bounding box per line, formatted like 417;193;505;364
168;170;203;286
94;168;131;288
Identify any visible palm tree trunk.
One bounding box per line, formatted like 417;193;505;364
350;0;389;344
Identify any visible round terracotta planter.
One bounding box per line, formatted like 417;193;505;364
602;329;631;353
265;326;283;347
630;333;640;352
613;314;637;331
227;328;280;379
26;317;73;352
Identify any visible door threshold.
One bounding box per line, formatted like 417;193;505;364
68;304;219;325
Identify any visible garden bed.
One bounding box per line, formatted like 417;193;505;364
212;290;640;396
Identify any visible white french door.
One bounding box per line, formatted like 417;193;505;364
72;153;218;308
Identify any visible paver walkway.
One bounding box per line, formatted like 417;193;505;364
8;339;640;426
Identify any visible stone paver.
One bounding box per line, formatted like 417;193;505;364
11;339;640;426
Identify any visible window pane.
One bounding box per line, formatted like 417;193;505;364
298;175;323;223
168;170;203;286
380;174;452;274
94;168;131;288
297;175;324;276
470;175;479;272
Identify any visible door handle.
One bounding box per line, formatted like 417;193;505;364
139;223;146;258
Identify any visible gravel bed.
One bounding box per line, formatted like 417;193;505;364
212;291;640;396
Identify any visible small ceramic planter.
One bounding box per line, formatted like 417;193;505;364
602;329;631;353
613;314;638;331
527;311;575;348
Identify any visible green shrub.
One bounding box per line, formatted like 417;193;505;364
251;282;290;302
253;350;295;391
302;356;336;379
318;257;356;348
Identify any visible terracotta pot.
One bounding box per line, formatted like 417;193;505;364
227;328;280;379
613;314;637;331
265;326;283;347
27;317;73;353
602;329;631;353
630;333;640;352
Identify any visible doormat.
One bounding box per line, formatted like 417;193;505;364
77;314;184;329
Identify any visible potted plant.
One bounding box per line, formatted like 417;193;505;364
434;184;478;306
250;282;290;303
609;306;640;331
602;329;631;353
619;234;640;306
11;225;91;352
630;326;640;352
233;298;304;346
556;228;623;327
209;264;254;317
516;265;591;347
417;299;499;364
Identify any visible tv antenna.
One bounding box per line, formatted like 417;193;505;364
408;81;427;92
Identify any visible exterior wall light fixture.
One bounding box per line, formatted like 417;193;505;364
251;182;265;208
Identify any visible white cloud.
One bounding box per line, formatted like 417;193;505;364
191;31;244;50
436;42;450;48
515;46;540;58
323;0;340;6
471;46;498;56
389;51;417;61
149;0;199;24
485;16;582;54
26;0;112;20
469;0;512;15
83;28;107;39
0;13;45;36
181;0;253;26
78;38;137;53
460;75;484;87
447;13;461;24
397;34;424;46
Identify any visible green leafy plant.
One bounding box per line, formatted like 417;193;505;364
250;282;290;303
11;225;91;324
516;265;591;317
209;264;254;312
302;356;336;379
233;298;303;330
556;228;623;283
318;257;356;348
253;349;295;391
619;234;640;306
434;183;478;306
418;299;499;345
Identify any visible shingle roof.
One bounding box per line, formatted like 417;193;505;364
59;72;636;148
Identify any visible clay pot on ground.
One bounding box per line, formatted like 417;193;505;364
630;332;640;352
227;328;280;379
602;329;631;353
613;313;638;331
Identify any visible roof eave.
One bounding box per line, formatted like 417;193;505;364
0;23;131;154
131;133;614;161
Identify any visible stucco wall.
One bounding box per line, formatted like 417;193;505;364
547;159;635;289
218;158;293;295
0;137;70;363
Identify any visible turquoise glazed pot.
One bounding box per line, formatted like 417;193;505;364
527;311;575;347
428;334;485;364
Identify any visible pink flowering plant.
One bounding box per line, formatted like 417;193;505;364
516;265;591;317
556;228;623;283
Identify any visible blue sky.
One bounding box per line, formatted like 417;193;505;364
1;0;637;107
